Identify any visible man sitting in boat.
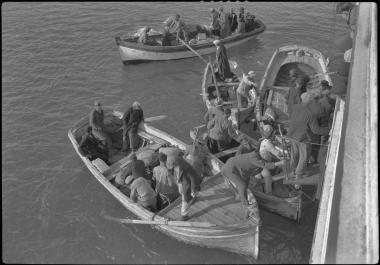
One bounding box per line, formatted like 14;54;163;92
126;174;158;212
213;39;232;81
236;70;258;108
89;100;113;157
137;26;159;46
79;126;110;165
221;148;286;217
255;124;286;195
204;97;224;127
114;153;153;187
122;101;144;154
166;156;202;221
152;152;179;202
206;108;236;153
244;12;257;32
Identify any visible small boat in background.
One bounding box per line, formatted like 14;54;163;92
68;109;260;259
115;19;265;63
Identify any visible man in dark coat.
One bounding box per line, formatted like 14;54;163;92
122;101;144;153
167;156;202;220
79;126;110;164
213;39;232;81
286;102;330;179
221;150;285;208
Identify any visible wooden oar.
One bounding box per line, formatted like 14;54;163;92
118;115;167;131
178;38;208;64
105;216;218;228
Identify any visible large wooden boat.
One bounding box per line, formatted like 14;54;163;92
68;109;260;259
115;19;265;63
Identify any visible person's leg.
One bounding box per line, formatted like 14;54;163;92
237;93;243;108
122;129;130;152
295;142;309;177
261;168;272;195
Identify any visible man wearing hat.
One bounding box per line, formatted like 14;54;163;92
213;39;232;81
122;101;144;153
89;100;113;157
166;156;201;220
236;70;258;108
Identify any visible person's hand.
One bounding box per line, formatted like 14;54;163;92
275;160;286;167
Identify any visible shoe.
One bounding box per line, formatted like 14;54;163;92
180;215;189;221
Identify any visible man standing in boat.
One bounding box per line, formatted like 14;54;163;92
286;101;330;180
210;8;221;37
207;108;236;153
89;100;113;157
218;7;231;38
163;14;188;43
213;39;232;81
122;101;144;154
166;156;202;221
236;70;258;109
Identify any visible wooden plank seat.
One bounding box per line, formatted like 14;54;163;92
283;174;320;185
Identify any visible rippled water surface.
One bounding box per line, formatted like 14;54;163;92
2;2;350;263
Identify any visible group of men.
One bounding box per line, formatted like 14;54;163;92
79;100;145;165
210;7;256;38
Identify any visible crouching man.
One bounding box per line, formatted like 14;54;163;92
221;150;286;216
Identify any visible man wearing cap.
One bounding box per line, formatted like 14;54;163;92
122;101;144;153
236;70;258;108
213;39;232;81
166;156;201;220
126;174;158;212
221;149;286;212
89;100;113;157
206;108;236;153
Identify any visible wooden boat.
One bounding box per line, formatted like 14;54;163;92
115;19;265;63
68;109;260;259
190;125;302;222
255;45;333;126
201;60;258;130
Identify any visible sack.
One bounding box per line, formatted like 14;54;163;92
159;147;183;159
92;158;110;174
137;149;159;167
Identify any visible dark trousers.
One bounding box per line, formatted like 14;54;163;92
122;129;140;152
289;139;311;177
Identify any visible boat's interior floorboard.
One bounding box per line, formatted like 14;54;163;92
162;174;246;225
